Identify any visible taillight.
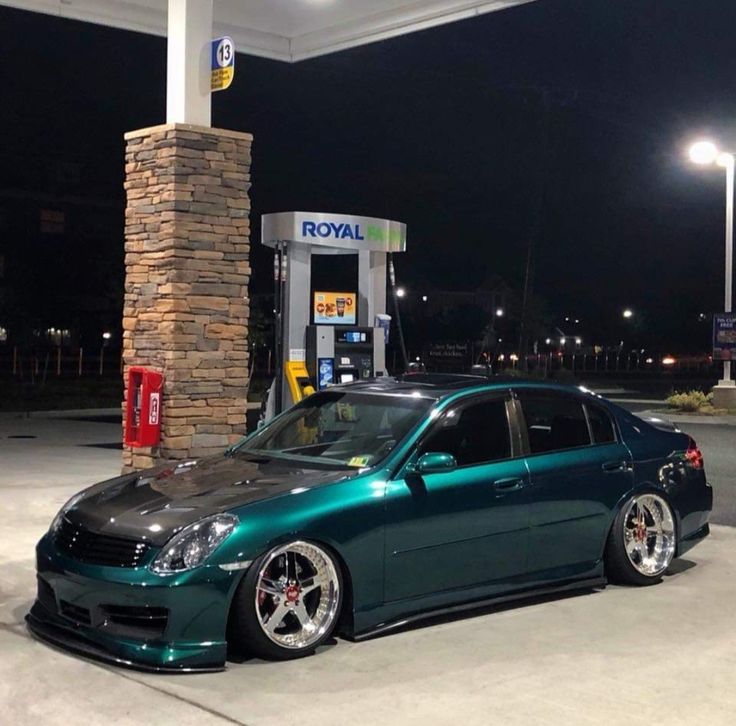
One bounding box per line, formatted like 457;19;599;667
685;437;704;470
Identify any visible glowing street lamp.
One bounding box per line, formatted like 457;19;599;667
688;140;719;165
622;309;634;319
395;287;406;299
687;138;735;393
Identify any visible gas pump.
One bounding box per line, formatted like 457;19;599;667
262;211;406;417
306;324;382;388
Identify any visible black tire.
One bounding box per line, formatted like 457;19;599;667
228;540;344;661
605;492;676;586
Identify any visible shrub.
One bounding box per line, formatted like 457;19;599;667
665;390;713;412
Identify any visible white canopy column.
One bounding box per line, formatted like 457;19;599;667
166;0;213;126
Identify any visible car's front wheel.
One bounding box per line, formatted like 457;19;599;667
229;540;343;660
605;492;677;585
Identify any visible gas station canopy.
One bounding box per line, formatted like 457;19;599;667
3;0;534;62
262;212;407;253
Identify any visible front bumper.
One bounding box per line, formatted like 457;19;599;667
29;533;243;672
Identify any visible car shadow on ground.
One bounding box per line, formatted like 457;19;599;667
10;600;37;631
355;586;604;644
664;557;696;576
227;636;340;664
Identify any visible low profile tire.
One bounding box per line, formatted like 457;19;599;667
228;540;343;661
605;492;677;586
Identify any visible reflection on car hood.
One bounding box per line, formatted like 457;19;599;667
67;454;354;546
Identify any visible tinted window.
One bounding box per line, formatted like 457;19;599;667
518;393;591;454
420;399;511;466
586;404;616;444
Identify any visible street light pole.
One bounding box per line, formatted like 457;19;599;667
720;152;734;385
688;140;736;403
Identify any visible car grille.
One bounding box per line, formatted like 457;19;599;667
55;517;150;568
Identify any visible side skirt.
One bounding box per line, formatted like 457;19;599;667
351;576;607;642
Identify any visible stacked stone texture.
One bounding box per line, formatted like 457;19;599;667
122;123;252;471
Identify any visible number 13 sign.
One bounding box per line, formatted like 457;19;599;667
211;36;235;92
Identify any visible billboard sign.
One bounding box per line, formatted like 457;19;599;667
428;342;469;361
713;313;736;361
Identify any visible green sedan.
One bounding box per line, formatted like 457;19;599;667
27;374;712;670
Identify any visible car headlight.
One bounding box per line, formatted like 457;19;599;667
150;513;238;574
49;491;87;534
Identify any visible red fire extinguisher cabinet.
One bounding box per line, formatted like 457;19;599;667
125;367;164;447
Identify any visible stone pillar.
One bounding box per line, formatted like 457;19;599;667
122;123;252;471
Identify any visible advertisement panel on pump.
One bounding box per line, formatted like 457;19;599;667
313;291;357;325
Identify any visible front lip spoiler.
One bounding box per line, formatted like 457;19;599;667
25;611;225;674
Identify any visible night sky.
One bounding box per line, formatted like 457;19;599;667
1;0;735;350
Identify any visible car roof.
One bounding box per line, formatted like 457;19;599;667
328;373;591;401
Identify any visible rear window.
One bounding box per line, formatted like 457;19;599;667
585;404;616;444
517;392;591;454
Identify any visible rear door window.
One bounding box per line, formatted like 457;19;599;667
517;392;591;454
585;404;616;444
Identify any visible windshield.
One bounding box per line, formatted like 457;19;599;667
238;390;434;468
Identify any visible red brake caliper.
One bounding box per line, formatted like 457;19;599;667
285;583;301;605
635;511;647;543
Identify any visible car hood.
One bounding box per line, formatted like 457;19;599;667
67;454;355;546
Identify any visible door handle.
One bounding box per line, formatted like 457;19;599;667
602;460;629;473
493;477;524;492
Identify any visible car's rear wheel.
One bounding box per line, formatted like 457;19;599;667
229;540;343;660
605;492;676;585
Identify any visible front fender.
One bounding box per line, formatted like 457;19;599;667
214;472;388;628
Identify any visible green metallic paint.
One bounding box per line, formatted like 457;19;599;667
524;442;634;575
33;533;237;669
29;381;713;671
413;451;458;473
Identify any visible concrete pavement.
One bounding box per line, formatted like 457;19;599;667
2;412;735;725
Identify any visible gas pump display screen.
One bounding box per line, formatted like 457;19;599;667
336;329;372;345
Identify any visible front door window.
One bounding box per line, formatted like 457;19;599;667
419;398;511;465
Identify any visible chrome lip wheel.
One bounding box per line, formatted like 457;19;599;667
255;541;340;650
623;493;676;577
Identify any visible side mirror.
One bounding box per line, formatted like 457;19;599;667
415;451;457;474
